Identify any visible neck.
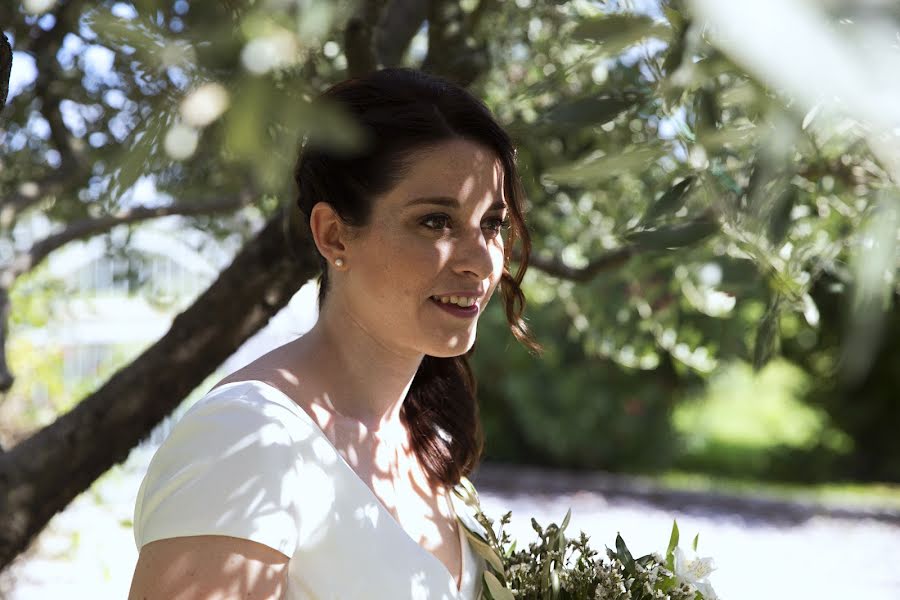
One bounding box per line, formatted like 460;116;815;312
298;295;424;436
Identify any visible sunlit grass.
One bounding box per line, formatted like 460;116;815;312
673;359;829;450
652;469;900;511
668;358;859;484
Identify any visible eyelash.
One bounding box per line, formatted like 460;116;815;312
420;214;511;235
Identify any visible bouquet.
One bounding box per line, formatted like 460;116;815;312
452;478;721;600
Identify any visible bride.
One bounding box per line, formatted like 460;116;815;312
128;67;541;600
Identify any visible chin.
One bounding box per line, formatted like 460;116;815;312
428;333;477;358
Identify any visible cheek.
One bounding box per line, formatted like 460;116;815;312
484;244;505;300
361;231;441;302
492;241;505;268
490;242;505;277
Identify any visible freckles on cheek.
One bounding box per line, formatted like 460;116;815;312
376;237;433;302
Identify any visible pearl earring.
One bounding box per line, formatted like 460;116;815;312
334;258;344;267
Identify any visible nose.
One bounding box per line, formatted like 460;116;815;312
453;225;497;281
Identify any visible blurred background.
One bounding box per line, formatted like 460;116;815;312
1;0;899;598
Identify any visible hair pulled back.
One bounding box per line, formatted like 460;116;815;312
293;67;541;489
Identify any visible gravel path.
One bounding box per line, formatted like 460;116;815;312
472;464;900;600
2;452;898;599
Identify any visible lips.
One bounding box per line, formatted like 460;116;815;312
429;297;479;318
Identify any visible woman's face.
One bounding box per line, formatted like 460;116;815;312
341;138;509;358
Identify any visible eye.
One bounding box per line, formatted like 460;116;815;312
420;214;452;231
483;215;511;236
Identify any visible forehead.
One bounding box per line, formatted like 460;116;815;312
394;138;505;199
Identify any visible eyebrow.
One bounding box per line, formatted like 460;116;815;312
405;196;507;211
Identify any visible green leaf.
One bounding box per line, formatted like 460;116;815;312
615;533;636;572
459;522;506;574
484;571;515;600
572;13;671;56
662;5;685;30
544;146;666;186
666;520;679;571
641;177;695;225
660;576;679;592
695;88;720;135
692;533;700;552
541;556;552;599
767;185;797;246
540;95;638;129
110;111;170;200
753;295;781;371
560;508;572;533
625;217;719;250
662;15;689;76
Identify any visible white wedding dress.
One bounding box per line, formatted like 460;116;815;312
133;380;485;599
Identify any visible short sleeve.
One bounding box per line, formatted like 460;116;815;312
133;387;303;557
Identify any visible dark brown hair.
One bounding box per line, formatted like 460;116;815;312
293;67;541;489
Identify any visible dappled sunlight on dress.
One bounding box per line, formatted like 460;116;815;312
133;380;484;600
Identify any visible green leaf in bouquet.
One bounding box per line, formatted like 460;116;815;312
462;526;506;575
693;533;700;552
541;557;551;599
614;534;636;572
484;571;514;600
504;539;517;558
550;561;561;599
666;520;680;571
560;508;572;533
636;552;658;568
457;475;481;504
659;576;679;593
451;477;495;546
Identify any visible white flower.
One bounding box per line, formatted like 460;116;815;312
674;547;719;599
694;580;719;600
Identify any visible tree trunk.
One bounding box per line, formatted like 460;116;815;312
0;208;320;569
1;33;11;110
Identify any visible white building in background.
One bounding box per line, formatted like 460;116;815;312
16;213;321;438
2;211;322;599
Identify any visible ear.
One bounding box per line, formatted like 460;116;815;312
309;202;350;265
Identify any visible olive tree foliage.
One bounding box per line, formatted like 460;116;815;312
467;0;900;479
0;0;898;567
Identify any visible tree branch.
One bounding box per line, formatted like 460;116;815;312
1;32;11;110
0;207;320;568
0;173;72;229
13;0;86;56
0;289;10;399
0;191;254;398
421;0;492;86
9;1;91;184
516;246;635;283
512;211;720;283
344;0;390;77
374;0;429;67
1;191;254;287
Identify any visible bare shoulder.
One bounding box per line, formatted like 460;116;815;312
210;343;306;396
128;535;289;600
